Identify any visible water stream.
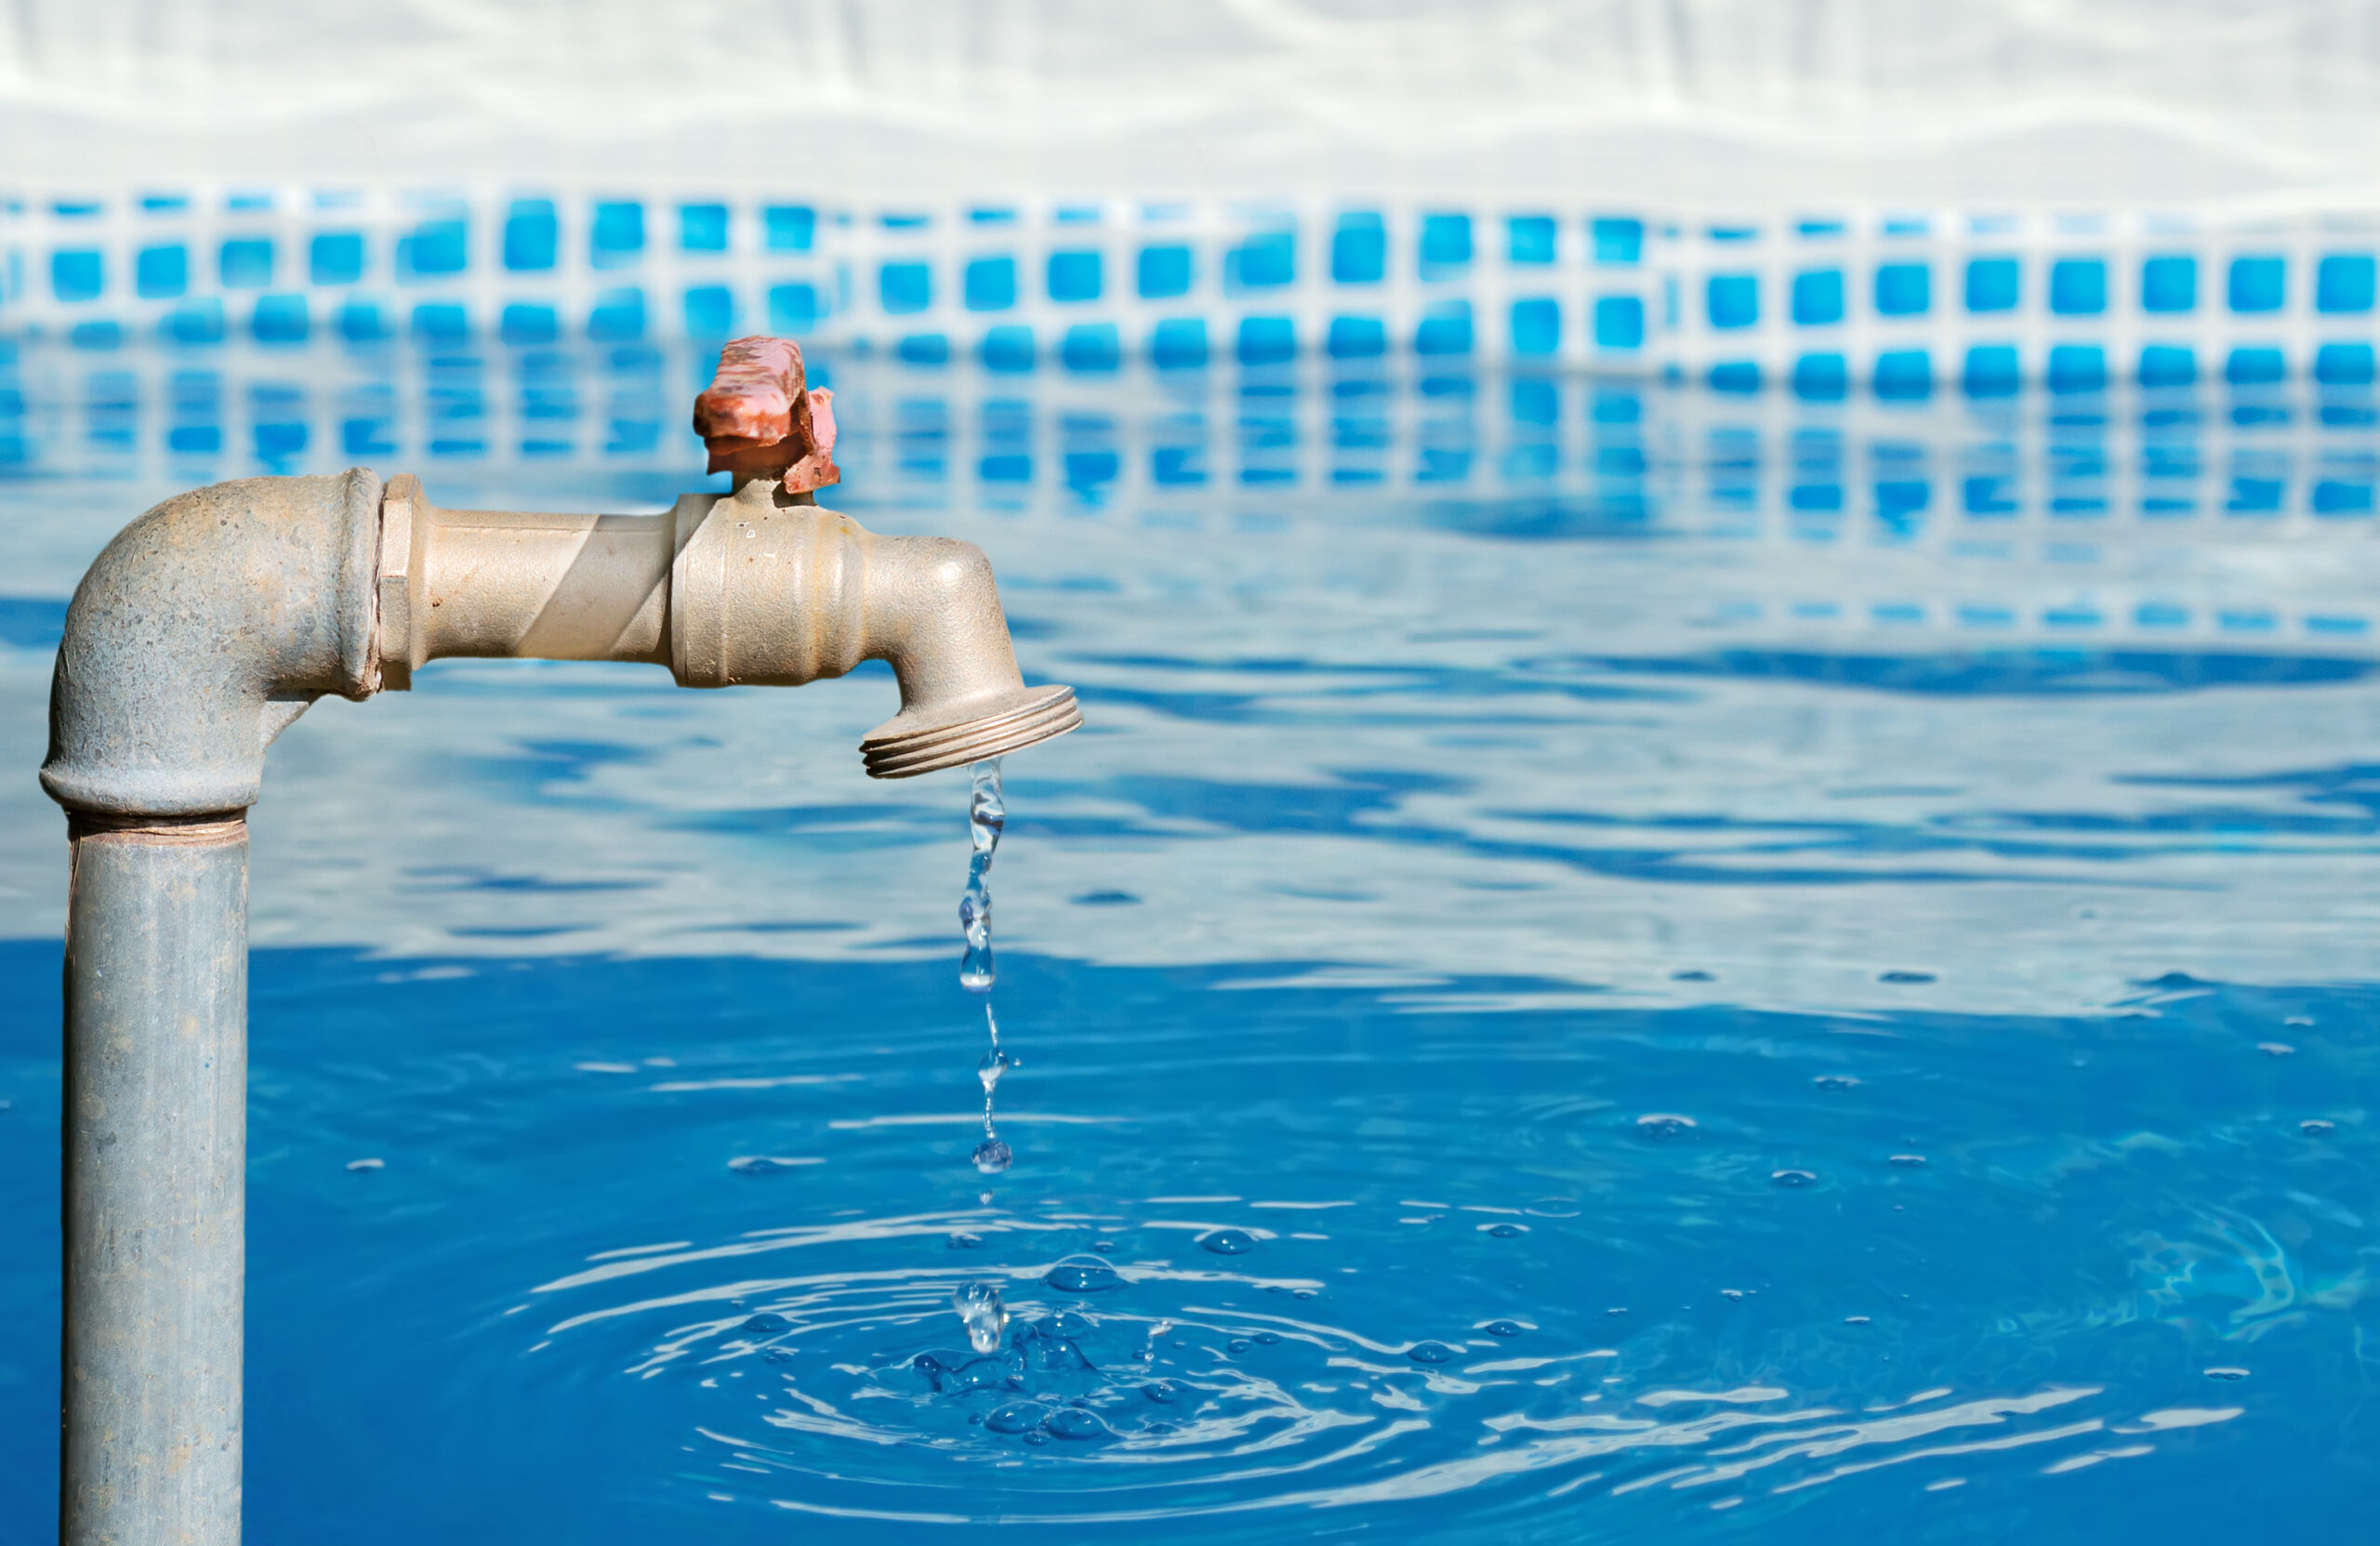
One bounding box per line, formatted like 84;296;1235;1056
956;758;1014;1349
960;758;1012;1177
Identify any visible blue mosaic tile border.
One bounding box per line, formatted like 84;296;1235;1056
4;189;2378;386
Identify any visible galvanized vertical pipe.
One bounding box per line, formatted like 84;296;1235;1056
62;813;248;1546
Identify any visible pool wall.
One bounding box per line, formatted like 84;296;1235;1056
5;191;2377;390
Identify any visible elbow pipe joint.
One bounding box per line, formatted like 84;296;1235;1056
41;469;380;818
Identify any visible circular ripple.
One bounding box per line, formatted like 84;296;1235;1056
528;1222;1663;1526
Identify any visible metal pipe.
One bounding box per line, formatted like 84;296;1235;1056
40;339;1079;1541
377;473;1081;776
62;813;249;1546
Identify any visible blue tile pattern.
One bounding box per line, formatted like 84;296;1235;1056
5;191;2379;389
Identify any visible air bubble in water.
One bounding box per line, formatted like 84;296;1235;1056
985;1400;1044;1434
1044;1407;1112;1442
953;1281;1008;1355
1044;1254;1121;1292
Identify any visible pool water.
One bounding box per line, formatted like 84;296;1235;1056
2;348;2376;1539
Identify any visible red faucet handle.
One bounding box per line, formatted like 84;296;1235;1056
693;336;840;492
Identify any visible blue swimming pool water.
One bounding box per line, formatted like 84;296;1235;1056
2;348;2377;1539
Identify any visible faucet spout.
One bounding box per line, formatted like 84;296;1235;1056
849;529;1084;778
661;476;1080;776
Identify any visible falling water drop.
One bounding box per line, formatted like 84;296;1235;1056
972;1002;1012;1173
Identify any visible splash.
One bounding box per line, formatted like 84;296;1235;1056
952;1280;1008;1355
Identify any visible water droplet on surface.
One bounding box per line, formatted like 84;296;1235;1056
953;1281;1008;1354
1634;1114;1698;1141
2205;1367;2250;1381
1719;1289;1745;1302
1254;1331;1281;1345
985;1400;1045;1434
1484;1319;1525;1337
1814;1075;1859;1090
1043;1254;1121;1293
1407;1341;1461;1365
1045;1407;1112;1441
946;1232;985;1250
2284;1016;2314;1027
1878;970;1936;984
1072;889;1140;905
740;1312;792;1334
1142;1381;1182;1404
1198;1228;1257;1256
1227;1338;1252;1354
344;1157;384;1171
1091;1240;1116;1252
1771;1169;1818;1188
2257;1041;2296;1057
1889;1154;1928;1168
971;1137;1012;1175
2300;1119;2336;1136
1671;969;1714;982
1482;1222;1527;1237
1844;1315;1871;1325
